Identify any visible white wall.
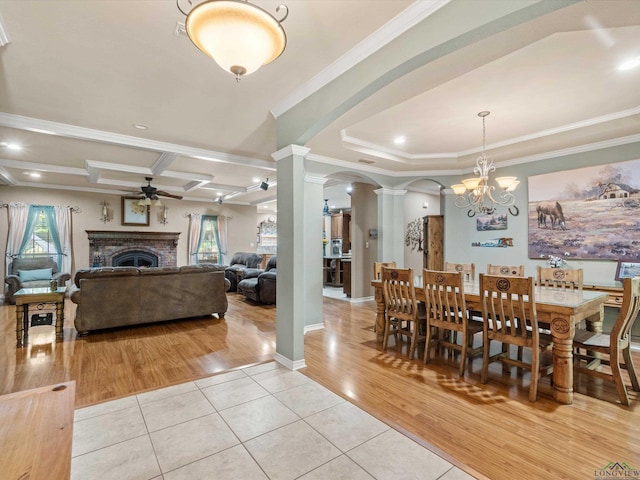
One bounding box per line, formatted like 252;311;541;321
0;187;258;275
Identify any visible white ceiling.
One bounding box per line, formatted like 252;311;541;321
0;0;639;211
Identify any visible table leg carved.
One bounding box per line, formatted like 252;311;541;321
374;287;385;341
551;315;576;404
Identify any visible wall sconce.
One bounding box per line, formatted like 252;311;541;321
100;201;111;223
159;206;168;225
422;201;429;209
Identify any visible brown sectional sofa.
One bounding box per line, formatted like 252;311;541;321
69;264;229;335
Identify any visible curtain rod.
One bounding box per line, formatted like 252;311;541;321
183;213;233;220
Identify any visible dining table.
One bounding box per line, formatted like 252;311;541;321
370;279;609;404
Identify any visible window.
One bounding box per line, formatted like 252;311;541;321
19;206;60;262
196;215;220;264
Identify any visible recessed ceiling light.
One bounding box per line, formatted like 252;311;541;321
393;136;406;145
28;172;41;178
252;177;260;183
133;123;149;130
619;56;640;71
4;143;22;150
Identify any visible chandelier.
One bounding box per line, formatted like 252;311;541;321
451;111;520;217
178;0;288;82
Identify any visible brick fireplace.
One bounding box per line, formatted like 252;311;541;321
86;231;181;267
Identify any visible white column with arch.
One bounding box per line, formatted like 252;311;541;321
374;188;407;266
272;145;310;370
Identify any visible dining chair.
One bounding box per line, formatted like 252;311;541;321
573;276;640;406
380;266;426;359
422;269;483;376
445;262;476;282
487;264;525;277
536;266;583;290
374;261;396;280
479;274;553;402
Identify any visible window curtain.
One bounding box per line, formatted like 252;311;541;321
54;205;73;275
198;215;219;264
217;216;228;265
187;213;202;265
17;205;41;256
5;202;29;276
18;205;65;270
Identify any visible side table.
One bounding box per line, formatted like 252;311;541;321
15;286;67;347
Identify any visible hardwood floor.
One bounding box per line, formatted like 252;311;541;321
1;293;639;479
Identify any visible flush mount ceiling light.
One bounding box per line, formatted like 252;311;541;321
451;111;520;217
177;0;289;82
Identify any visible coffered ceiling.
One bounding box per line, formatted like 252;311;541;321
0;1;639;211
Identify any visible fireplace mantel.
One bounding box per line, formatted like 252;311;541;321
86;231;181;267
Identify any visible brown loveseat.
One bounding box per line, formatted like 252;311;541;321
69;264;229;335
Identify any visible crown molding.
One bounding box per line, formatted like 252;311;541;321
341;106;640;162
271;145;310;161
270;0;450;118
0;113;276;170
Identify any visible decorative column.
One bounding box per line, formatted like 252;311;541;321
272;145;310;370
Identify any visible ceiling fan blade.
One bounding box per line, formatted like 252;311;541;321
156;190;183;200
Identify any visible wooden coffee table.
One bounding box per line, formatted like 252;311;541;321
15;286;66;347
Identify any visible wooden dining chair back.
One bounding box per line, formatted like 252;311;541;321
537;266;583;290
573;276;640;406
422;269;482;376
374;262;397;280
487;264;525;277
479;274;553;402
380;267;425;359
445;262;476;282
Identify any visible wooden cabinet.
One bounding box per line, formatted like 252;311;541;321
331;212;351;253
423;215;444;271
323;257;343;286
342;259;351;297
583;284;624;308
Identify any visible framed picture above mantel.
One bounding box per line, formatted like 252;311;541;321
121;197;150;226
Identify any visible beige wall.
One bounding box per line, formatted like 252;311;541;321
0;187;258;276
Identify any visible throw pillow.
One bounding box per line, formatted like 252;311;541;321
18;268;53;282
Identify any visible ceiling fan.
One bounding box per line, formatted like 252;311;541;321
137;177;183;203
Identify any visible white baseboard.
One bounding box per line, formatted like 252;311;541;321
350;296;374;303
274;352;307;371
304;323;325;334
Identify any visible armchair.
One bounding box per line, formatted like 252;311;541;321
238;256;277;304
224;252;263;292
4;257;70;304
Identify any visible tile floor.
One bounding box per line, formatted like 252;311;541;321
71;362;475;480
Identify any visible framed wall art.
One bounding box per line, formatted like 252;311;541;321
476;213;507;231
528;158;640;260
614;261;640;282
121;197;150;226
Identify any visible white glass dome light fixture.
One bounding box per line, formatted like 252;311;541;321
178;0;289;82
451;111;520;217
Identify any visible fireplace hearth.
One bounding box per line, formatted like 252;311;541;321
87;231;180;267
